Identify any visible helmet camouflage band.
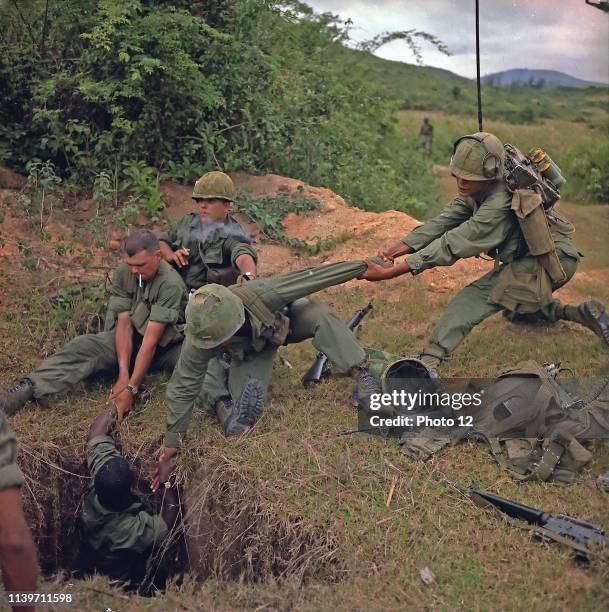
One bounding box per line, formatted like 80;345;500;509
450;132;505;181
185;284;245;349
192;171;236;202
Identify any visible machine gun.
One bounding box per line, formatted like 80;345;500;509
469;486;609;560
302;300;374;386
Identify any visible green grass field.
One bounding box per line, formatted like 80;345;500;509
1;83;608;608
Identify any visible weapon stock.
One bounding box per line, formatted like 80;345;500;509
302;299;374;386
469;486;609;560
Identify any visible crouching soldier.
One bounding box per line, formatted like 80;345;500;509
364;132;609;372
154;260;383;468
80;408;179;588
0;230;188;418
0;412;38;612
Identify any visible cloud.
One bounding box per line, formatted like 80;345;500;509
304;0;609;84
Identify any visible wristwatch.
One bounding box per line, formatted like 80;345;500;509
126;383;139;396
242;272;255;281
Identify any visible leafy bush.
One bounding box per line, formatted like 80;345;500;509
0;0;438;215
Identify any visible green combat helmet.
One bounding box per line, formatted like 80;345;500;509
192;171;236;202
185;284;245;349
450;132;505;181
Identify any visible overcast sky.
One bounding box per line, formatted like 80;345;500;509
304;0;609;84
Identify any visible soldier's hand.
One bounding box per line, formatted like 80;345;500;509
378;240;411;262
360;258;399;282
152;447;178;492
170;248;190;268
112;389;134;421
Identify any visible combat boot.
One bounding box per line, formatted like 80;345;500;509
0;379;34;415
417;344;445;378
223;379;264;437
561;300;609;347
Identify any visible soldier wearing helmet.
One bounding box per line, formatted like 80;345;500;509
362;132;609;371
152;259;385;468
158;171;258;290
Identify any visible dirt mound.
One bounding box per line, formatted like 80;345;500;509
231;173;493;296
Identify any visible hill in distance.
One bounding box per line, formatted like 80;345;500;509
481;68;607;89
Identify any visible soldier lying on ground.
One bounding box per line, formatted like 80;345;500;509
0;230;188;419
158;171;257;290
151;259;385;483
362;132;609;372
0;411;38;612
79;408;179;588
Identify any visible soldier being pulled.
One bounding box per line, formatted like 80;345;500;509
79;407;179;588
0;230;188;417
363;132;609;371
158;171;257;290
152;260;385;476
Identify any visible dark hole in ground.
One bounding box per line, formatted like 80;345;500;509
19;444;341;590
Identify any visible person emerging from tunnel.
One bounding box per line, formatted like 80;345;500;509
79;407;180;588
362;132;609;372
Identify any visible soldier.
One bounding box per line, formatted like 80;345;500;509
158;171;259;416
0;412;38;612
152;259;383;471
158;171;257;290
363;132;609;371
418;117;433;157
0;230;188;418
80;407;179;587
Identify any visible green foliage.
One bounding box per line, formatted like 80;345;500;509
237;193;320;250
120;160;164;220
0;0;440;216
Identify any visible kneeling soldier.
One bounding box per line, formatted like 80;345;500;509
157;260;382;464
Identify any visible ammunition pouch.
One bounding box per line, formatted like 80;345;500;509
489;259;553;313
206;265;240;287
511;189;566;284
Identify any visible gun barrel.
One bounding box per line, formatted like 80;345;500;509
469;487;546;525
346;300;374;330
302;353;328;386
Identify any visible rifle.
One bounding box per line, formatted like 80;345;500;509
302;299;374;386
469;486;609;560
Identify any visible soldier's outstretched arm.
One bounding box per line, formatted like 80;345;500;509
0;488;38;612
164;338;214;449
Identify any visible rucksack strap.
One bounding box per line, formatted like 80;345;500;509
229;283;276;326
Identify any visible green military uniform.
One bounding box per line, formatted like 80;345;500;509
158;214;257;290
29;260;188;399
402;179;580;357
82;435;168;569
419;119;433;156
164;260;369;447
0;412;24;490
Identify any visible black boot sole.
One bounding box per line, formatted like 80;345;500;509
583;300;609;347
224;379;264;436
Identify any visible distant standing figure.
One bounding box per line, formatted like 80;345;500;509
418;117;433;157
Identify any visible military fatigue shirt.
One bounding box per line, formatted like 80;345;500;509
82;435;168;554
164;260;368;447
104;260;188;344
159;214;257;290
403;180;578;274
0;412;24;490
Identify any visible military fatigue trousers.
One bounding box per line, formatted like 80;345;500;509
428;252;579;357
29;331;182;399
198;297;366;413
